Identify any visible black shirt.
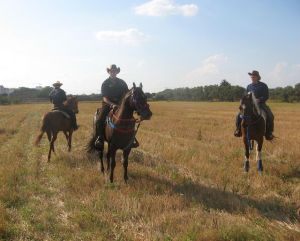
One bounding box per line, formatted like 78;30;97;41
246;81;269;103
101;77;128;103
49;88;67;106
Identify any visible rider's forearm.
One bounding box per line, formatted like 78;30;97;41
103;97;116;107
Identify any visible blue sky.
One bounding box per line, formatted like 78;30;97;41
0;0;299;94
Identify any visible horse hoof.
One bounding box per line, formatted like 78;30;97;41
257;160;263;173
244;160;250;172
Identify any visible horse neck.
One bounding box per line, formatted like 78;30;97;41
115;96;134;120
64;99;73;110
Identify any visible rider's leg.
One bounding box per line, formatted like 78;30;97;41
260;103;274;140
234;113;242;137
64;109;78;130
95;103;111;148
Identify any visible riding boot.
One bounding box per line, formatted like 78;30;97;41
234;113;242;137
130;138;140;148
262;103;274;140
265;118;274;140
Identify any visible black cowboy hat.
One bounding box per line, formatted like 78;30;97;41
248;70;261;80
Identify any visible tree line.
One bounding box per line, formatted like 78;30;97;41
1;80;300;105
151;80;300;102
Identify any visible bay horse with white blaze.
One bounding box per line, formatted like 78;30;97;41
35;96;79;161
239;92;269;174
87;83;152;183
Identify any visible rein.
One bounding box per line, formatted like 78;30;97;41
108;113;142;134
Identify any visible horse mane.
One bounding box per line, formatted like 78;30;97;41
249;91;261;116
119;88;134;108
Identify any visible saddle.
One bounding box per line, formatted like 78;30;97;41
52;108;70;119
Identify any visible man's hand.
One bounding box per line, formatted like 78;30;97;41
111;104;118;111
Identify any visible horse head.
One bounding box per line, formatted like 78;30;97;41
240;92;259;123
129;82;152;120
65;95;79;114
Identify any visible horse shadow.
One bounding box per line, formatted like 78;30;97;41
130;171;299;223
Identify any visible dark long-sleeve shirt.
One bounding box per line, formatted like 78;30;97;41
49;88;67;107
101;77;128;104
246;81;269;103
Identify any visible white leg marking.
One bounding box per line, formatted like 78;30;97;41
256;148;262;161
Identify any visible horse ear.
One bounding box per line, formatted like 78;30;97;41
139;83;143;89
133;82;136;89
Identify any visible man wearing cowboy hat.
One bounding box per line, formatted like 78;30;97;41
234;70;274;140
95;64;139;149
49;81;78;130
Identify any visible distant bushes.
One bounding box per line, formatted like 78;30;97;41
1;81;300;105
153;80;300;102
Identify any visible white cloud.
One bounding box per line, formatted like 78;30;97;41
96;28;148;46
187;54;228;82
268;62;300;87
134;0;198;17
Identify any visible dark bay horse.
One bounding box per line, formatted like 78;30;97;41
87;83;152;183
35;96;79;161
239;92;267;174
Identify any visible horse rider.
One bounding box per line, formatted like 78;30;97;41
95;64;139;149
49;81;78;130
234;70;274;140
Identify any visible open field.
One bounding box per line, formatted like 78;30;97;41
0;101;299;241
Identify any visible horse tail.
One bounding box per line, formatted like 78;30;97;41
35;114;50;146
86;135;97;153
35;131;44;146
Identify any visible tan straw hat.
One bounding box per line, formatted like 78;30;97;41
53;81;63;87
107;64;120;74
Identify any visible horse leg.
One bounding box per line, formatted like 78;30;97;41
68;130;73;152
99;149;104;174
122;148;131;183
46;130;51;142
51;132;57;153
63;131;69;149
109;148;117;183
48;132;57;162
243;138;250;172
256;138;264;174
106;143;110;172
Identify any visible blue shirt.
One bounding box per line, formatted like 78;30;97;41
246;81;269;103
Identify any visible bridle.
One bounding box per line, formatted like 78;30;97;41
109;88;148;134
240;95;261;126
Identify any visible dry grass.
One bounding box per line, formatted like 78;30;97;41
0;101;299;241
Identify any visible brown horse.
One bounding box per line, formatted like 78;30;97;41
87;83;152;183
35;96;79;161
239;92;267;174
